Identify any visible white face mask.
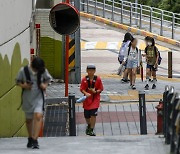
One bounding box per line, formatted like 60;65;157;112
147;42;152;46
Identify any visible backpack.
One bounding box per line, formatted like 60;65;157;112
155;47;162;65
17;65;45;110
85;75;97;101
86;75;97;90
118;41;130;63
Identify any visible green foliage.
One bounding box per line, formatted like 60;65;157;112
129;0;180;13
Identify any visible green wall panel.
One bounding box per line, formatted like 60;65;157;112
0;43;29;137
10;87;26;136
0;93;11;137
40;37;63;79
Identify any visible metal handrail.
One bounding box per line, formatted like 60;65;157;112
80;0;180;40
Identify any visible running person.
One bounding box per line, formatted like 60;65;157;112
118;32;134;83
124;38;140;90
144;37;159;90
80;64;104;136
16;57;52;149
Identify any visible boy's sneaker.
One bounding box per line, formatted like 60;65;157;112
32;139;39;149
89;129;96;136
152;84;156;89
86;126;91;135
145;84;149;90
131;85;136;90
27;137;33;148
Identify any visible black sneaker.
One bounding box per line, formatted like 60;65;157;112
27;137;33;148
32;139;39;149
149;79;152;82
152;84;156;89
131;85;136;90
145;84;149;90
86;126;91;135
89;129;96;136
121;79;129;83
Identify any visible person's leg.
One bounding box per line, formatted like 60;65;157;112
32;113;43;140
152;70;157;89
128;68;132;86
123;69;128;80
89;109;98;136
84;109;91;135
90;116;96;129
25;113;33;148
26;119;33;138
85;118;91;128
145;65;151;89
132;67;137;86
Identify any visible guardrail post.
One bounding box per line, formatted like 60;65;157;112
112;0;114;21
103;0;105;18
149;7;152;32
135;1;138;25
172;13;175;39
139;91;147;135
163;85;169;136
121;1;123;23
168;51;172;78
170;93;180;153
160;10;164;36
87;0;89;13
68;94;76;136
165;86;175;144
95;0;97;15
139;5;142;29
81;0;85;11
130;3;133;27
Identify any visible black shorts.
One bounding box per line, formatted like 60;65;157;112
84;108;98;119
147;64;157;71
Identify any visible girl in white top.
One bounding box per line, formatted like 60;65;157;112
124;38;140;90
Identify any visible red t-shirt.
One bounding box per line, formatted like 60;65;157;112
80;76;104;110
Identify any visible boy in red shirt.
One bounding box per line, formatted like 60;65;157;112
80;64;104;136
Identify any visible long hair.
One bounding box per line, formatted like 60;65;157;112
123;32;133;42
31;57;45;88
150;37;155;46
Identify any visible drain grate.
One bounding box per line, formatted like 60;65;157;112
43;104;68;137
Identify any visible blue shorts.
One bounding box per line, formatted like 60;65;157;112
147;64;157;71
126;60;138;69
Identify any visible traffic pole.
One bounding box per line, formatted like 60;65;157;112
65;35;69;97
65;0;70;97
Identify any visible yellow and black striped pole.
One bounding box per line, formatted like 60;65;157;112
69;38;75;71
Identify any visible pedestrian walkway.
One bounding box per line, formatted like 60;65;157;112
0;135;169;154
76;102;157;136
47;75;180;103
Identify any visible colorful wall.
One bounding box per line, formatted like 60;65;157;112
35;9;64;79
0;0;33;137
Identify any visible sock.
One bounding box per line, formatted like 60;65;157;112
146;77;149;85
153;78;157;85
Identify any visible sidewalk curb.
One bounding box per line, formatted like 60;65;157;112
80;12;180;48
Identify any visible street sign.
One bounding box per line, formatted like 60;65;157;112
49;3;80;35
